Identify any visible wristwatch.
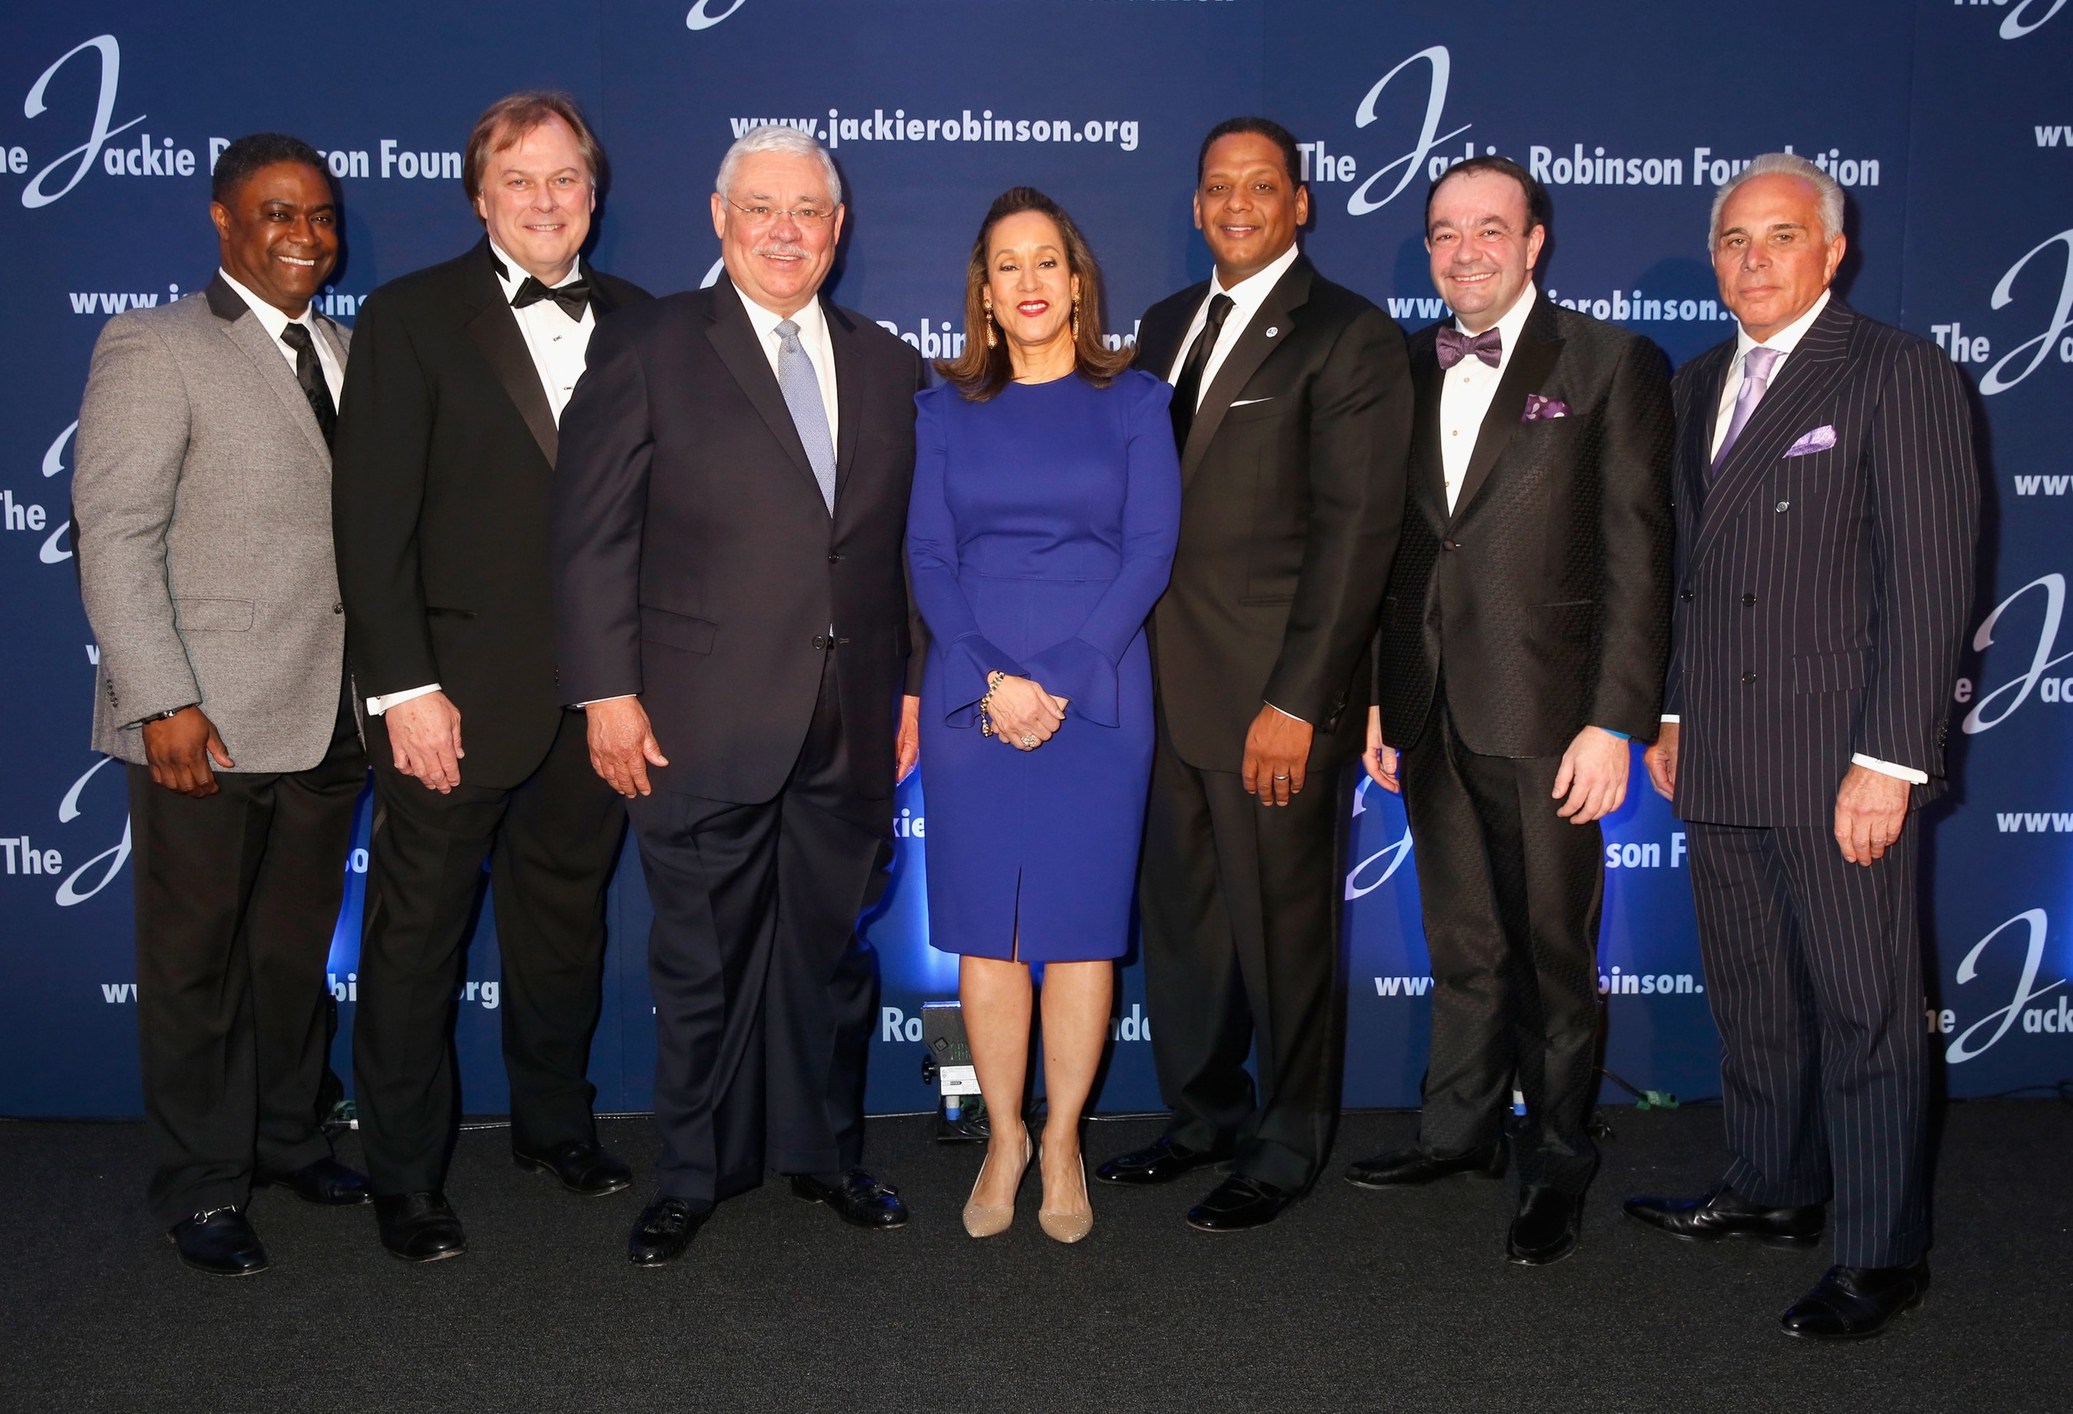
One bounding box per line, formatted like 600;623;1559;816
140;705;194;722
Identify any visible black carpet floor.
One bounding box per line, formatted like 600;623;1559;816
1;1103;2067;1412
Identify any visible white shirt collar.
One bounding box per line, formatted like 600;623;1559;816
1453;280;1538;369
732;281;829;344
217;266;318;344
1734;287;1831;363
1211;240;1302;317
488;239;584;300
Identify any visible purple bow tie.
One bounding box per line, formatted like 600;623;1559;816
1436;325;1502;370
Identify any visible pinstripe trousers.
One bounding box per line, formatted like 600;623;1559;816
1687;817;1929;1267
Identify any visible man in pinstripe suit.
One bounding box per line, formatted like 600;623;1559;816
1625;153;1979;1339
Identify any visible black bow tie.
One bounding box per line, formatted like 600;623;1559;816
512;272;591;320
1436;324;1502;370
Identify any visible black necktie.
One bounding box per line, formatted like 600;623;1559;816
1169;293;1236;448
512;273;593;320
279;323;337;446
1436;325;1503;370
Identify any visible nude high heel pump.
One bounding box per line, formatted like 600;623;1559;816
1038;1152;1094;1244
962;1125;1033;1238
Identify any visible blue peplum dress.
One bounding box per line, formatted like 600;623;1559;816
907;368;1181;962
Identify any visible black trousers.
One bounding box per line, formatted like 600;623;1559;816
352;708;625;1194
1687;817;1929;1267
130;688;365;1224
1137;726;1350;1192
1398;694;1605;1194
630;649;889;1208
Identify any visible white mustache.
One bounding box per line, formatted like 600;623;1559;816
754;242;808;259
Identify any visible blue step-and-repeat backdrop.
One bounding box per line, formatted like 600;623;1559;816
3;1;2069;1120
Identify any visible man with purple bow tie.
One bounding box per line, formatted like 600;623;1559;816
1627;154;1979;1340
1354;156;1674;1266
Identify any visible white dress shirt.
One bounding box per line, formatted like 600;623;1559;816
1163;239;1302;405
1438;281;1539;515
217;267;342;403
1667;286;1921;784
734;282;840;446
366;243;597;717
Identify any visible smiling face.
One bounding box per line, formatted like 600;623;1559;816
984;209;1079;377
210;160;339;318
471;114;595;284
1711;172;1846;343
1193;131;1308;288
711;150;845;318
1425;168;1543;335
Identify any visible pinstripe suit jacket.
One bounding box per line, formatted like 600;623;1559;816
74;274;350;772
1664;298;1979;826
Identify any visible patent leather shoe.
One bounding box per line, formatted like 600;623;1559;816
373;1191;466;1262
1184;1175;1293;1232
167;1207;268;1276
1095;1136;1230;1187
790;1169;909;1229
256;1156;370;1206
512;1139;633;1197
1506;1185;1584;1266
1623;1185;1823;1247
1780;1262;1929;1340
1344;1142;1505;1189
627;1196;709;1266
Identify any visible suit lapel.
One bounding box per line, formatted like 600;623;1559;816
704;282;822;500
827;298;863;503
1689;299;1857;565
461;241;559;466
1181;258;1311;483
1407;335;1449;529
1448;298;1562;529
205;273;331;462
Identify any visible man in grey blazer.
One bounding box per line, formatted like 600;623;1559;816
74;133;369;1277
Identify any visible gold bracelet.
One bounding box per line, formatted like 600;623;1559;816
979;670;1008;738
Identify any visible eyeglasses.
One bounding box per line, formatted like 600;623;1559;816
723;196;835;228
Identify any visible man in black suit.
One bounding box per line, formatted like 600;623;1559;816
332;93;650;1261
1098;117;1411;1231
551;125;923;1265
1626;154;1978;1338
1351;157;1674;1266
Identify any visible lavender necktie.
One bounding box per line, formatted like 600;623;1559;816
1711;344;1781;475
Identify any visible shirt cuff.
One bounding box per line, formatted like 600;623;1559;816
1659;714;1680;724
1851;752;1929;786
366;683;440;716
577;694;637;708
1264;701;1310;725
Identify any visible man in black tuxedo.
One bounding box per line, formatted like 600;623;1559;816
332;93;650;1261
1098;117;1411;1231
552;125;923;1265
1352;157;1674;1265
1626;154;1978;1338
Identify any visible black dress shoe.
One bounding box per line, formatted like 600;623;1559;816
373;1191;466;1262
1780;1262;1929;1340
1345;1142;1505;1189
1185;1175;1293;1232
512;1140;633;1197
1507;1185;1584;1266
167;1207;268;1277
1095;1136;1230;1187
1623;1185;1824;1247
789;1170;909;1229
256;1156;371;1206
627;1196;709;1266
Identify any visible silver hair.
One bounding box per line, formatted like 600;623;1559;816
1707;151;1845;249
715;124;842;208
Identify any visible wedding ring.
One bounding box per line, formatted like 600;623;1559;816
1272;772;1290;780
1020;734;1038;748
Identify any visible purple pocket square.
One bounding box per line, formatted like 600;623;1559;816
1784;425;1837;457
1522;394;1569;422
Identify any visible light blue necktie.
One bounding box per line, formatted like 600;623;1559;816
776;318;836;513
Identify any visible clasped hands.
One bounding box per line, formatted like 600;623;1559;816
988;674;1069;752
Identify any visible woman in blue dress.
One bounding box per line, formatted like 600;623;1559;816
908;188;1180;1243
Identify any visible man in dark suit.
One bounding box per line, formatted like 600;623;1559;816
1097;117;1412;1231
332;93;650;1262
74;133;369;1275
551;125;923;1265
1626;154;1978;1338
1351;157;1674;1265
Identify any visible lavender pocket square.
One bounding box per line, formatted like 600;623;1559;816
1784;425;1837;457
1522;394;1569;422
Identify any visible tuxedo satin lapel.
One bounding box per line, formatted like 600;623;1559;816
584;260;624;318
1448;308;1563;529
1408;337;1450;526
827;299;862;499
704;284;820;493
461;249;558;466
1181;263;1310;482
206;274;332;462
1690;302;1856;566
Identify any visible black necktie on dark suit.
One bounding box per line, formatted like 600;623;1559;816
1169;292;1236;448
279;323;337;446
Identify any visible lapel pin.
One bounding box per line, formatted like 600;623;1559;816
1264;326;1279;338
